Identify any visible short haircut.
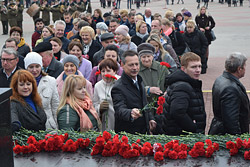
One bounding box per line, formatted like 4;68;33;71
10;26;22;37
110;18;120;24
128;12;135;18
5;38;18;46
181;52;201;67
1;48;18;58
50;37;62;46
35;18;43;24
105;44;119;54
77;20;89;29
152;19;162;26
80;26;95;39
73;18;81;25
186;20;196;28
54;20;66;29
225;52;247;73
153;13;161;18
63;11;71;16
121;50;138;64
136;20;146;32
99;58;119;72
161;18;171;27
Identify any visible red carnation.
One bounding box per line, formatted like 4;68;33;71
54;136;64;150
180;143;188;151
244;150;250;160
178;151;187;159
188;150;199;158
22;145;31;154
205;139;212;146
136;139;141;144
141;146;150;156
27;136;37;144
156;105;163;115
205;146;214;158
95;70;101;76
121;136;128;144
62;139;78;152
154;151;164;161
164;141;173;149
96;136;105;146
160;62;171;68
213;143;219;151
168;150;178;159
236;138;243;149
13;145;23;154
180;31;184;34
44;138;55;152
163;148;170;158
103;131;112;142
157;96;165;106
28;144;38;153
226;141;236;149
64;133;69;141
173;143;181;153
230;148;238;156
111;75;118;80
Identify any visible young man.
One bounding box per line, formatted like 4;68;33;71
162;52;206;135
31;18;44;49
63;12;73;37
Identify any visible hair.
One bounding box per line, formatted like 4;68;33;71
150;29;161;36
225;52;247;73
135;14;143;21
121;50;138;64
63;11;71;16
5;38;18;46
94;9;103;19
130;9;136;13
146;34;166;60
153;13;161;18
10;26;23;37
57;75;88;114
73;18;81;25
1;48;18;58
50;37;62;46
43;26;54;35
181;52;201;67
78;20;89;29
198;6;208;17
34;18;43;24
136;20;146;33
186;20;196;28
105;44;119;54
161;18;172;27
120;9;128;17
128;12;135;18
10;70;42;107
99;58;119;72
164;10;174;20
54;20;66;29
80;26;95;39
68;39;83;52
110;18;120;24
152;19;162;26
72;11;80;19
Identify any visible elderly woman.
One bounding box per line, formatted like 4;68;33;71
115;25;137;52
138;43;170;105
67;18;81;39
89;44;123;88
56;54;93;99
57;75;101;132
96;22;109;42
146;34;177;71
68;39;92;80
10;70;47;132
93;58;120;131
80;26;102;65
24;52;59;129
50;37;67;61
183;20;208;74
9;26;31;57
36;26;54;46
195;6;215;64
131;20;148;46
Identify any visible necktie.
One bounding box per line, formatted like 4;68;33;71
134;81;140;91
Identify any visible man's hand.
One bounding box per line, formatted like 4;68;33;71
100;100;109;114
150;87;163;95
149;120;157;131
131;108;142;120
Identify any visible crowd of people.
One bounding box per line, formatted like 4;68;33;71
0;0;249;136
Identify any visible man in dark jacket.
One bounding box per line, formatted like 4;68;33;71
123;12;136;36
111;50;156;134
209;52;249;135
33;41;63;78
31;18;44;49
162;52;206;135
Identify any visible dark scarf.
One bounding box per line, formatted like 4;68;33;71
35;74;42;86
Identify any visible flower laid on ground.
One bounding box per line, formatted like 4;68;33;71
226;138;250;159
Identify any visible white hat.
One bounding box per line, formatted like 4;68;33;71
24;52;43;69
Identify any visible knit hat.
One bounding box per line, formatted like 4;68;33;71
96;22;108;31
62;55;80;69
33;41;52;53
137;43;155;57
115;25;129;37
183;11;192;17
100;33;114;42
24;52;43;69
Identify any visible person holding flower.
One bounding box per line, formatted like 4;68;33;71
138;43;170;109
93;58;120;131
57;75;101;132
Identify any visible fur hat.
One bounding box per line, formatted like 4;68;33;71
24;52;43;69
115;25;129;37
62;54;80;69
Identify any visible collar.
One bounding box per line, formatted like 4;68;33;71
3;66;17;79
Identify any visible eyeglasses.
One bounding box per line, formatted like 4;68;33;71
0;57;17;62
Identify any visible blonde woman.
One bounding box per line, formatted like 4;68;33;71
115;25;137;52
131;20;148;46
57;75;101;132
80;26;102;64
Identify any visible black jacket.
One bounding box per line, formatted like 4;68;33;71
47;56;64;78
210;71;249;135
162;70;206;135
87;40;102;65
11;99;47;132
111;72;154;134
0;67;21;88
168;31;186;56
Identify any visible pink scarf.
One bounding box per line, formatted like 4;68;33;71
163;28;173;37
66;96;101;132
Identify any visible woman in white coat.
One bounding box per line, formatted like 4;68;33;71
24;52;59;129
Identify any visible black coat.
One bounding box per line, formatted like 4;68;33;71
87;40;102;65
0;67;21;88
47;57;64;79
11;99;47;132
111;72;154;134
195;14;215;45
210;71;249;135
168;31;186;56
131;35;143;46
162;70;206;135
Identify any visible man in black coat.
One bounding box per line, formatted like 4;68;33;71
209;52;249;135
33;41;64;78
111;50;156;134
162;52;206;135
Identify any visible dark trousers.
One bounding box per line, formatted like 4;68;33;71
116;0;121;8
127;0;132;9
1;21;8;34
17;21;22;30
